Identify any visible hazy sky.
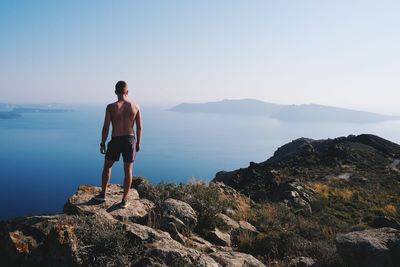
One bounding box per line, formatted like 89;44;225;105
0;1;399;114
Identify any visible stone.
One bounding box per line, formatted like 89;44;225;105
336;227;400;267
215;213;240;232
64;184;154;224
206;228;231;247
161;198;197;231
123;222;171;243
288;256;316;267
370;216;400;230
144;238;219;267
209;251;265;267
238;220;258;233
0;215;81;267
184;234;216;253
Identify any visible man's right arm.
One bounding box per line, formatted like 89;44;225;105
135;105;142;152
100;105;111;154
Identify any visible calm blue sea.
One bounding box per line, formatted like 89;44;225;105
1;104;399;219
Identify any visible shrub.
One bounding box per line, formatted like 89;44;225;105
67;215;143;266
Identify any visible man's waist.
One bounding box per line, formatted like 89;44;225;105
111;134;135;140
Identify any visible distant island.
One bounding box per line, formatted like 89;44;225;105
170;99;400;123
0;103;74;119
0;111;21;119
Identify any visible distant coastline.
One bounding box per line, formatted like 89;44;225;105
170;99;400;123
0;104;74;119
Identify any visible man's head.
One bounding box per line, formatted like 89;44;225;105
115;80;128;95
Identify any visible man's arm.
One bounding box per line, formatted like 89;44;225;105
100;105;111;154
135;105;142;152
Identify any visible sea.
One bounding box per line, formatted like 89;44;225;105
1;104;399;220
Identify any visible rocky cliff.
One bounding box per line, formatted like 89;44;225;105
1;134;399;267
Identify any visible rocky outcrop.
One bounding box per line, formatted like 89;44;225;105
63;185;154;224
336;227;400;267
212;134;400;214
0;215;82;267
1;184;266;267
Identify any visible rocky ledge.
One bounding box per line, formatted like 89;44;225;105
0;182;265;267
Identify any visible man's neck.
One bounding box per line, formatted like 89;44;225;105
117;95;127;101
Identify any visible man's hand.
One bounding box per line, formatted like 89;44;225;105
100;143;106;154
136;143;140;152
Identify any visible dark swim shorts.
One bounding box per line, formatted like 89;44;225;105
105;135;136;163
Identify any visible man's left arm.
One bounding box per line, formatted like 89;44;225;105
100;105;111;154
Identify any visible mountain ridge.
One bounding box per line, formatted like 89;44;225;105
170;99;400;123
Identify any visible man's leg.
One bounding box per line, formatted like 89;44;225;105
102;159;114;194
122;162;133;201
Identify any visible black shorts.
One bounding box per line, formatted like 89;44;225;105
105;135;136;163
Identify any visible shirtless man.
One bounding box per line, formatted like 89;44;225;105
94;80;142;208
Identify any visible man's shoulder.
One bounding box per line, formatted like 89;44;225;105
106;102;116;109
129;101;140;110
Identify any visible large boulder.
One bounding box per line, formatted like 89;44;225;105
206;228;231;247
336;227;400;267
161;198;198;231
123;222;171;243
0;215;82;267
215;213;240;232
64;185;154;224
209;251;265;267
142;238;219;267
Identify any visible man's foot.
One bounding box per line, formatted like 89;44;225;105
120;199;129;209
93;192;106;203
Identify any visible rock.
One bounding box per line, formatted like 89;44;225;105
336;227;400;267
209;181;241;199
0;215;82;267
209;251;265;267
288;256;316;267
238;220;258;233
64;184;154;224
123;222;171;243
275;181;313;214
350;174;368;183
162;221;185;244
215;213;240;232
161;198;197;231
206;228;231;247
370;216;400;230
144;238;219;267
131;176;155;200
184;234;217;253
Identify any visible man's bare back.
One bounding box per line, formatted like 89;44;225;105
107;100;140;137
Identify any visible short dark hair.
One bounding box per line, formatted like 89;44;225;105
115;81;127;95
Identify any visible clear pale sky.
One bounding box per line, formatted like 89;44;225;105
0;1;399;114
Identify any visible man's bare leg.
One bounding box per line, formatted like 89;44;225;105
122;162;133;201
102;159;114;194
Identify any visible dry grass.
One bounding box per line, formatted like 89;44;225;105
311;183;354;201
311;183;330;199
383;204;397;216
332;188;353;201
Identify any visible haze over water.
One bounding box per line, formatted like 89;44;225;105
1;104;400;219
